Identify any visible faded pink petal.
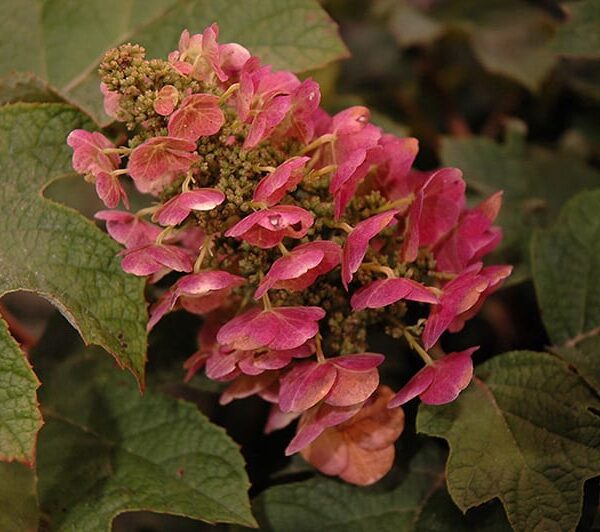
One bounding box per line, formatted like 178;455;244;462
120;243;193;276
153;188;225;226
325;354;384;407
219;43;251;80
148;271;245;329
95;172;129;209
217;306;325;351
167;93;225;141
67;129;119;176
127;136;199;195
388;347;478;407
220;372;279;405
253;156;310;206
238;343;314;375
265;404;300;434
153;85;179;116
100;82;121;118
225;205;314;248
351;278;438;310
255;241;341;298
279;361;338;413
341;209;399;288
95;210;161;248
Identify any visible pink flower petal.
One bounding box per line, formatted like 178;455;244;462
153;85;179;116
341;209;399;288
167;93;225;141
265;404;300;434
95;172;129;209
219;372;279;405
217;306;325;351
148;271;244;329
402;168;466;262
67;130;119;176
244;94;293;148
225;205;314;248
95;211;161;249
279;361;337;413
253;156;310;206
351;278;438;310
127;136;199;195
120;244;193;276
419;348;476;405
153;188;225;226
387;366;435;408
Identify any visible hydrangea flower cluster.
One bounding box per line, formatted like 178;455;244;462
68;24;511;486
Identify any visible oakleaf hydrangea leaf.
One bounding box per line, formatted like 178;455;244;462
0;0;348;124
441;126;599;269
251;443;510;531
385;0;557;90
0;317;42;464
551;0;600;58
37;349;255;530
417;351;600;532
0;461;39;531
554;336;600;393
532;189;600;346
0;103;147;384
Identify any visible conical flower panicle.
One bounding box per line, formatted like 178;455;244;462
68;24;510;485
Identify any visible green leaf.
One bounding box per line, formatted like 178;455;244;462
417;351;600;532
251;443;445;532
251;443;511;531
0;103;147;384
553;336;600;393
0;0;348;124
37;349;255;530
441;125;599;268
551;0;600;58
0;461;39;531
0;317;42;464
531;189;600;346
383;0;557;90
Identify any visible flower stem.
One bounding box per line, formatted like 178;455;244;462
219;83;240;104
299;133;336;155
374;193;414;213
193;234;213;272
361;262;395;278
315;333;326;363
403;330;433;365
262;292;273;311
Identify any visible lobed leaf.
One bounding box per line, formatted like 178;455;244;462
417;351;600;532
0;461;39;531
551;0;600;58
0;103;147;384
251;443;510;531
37;349;255;530
531;189;600;346
0;0;348;124
0;318;42;465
